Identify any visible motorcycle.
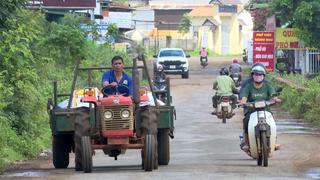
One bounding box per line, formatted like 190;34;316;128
215;96;234;123
241;99;279;167
200;57;208;68
231;72;241;87
153;75;167;103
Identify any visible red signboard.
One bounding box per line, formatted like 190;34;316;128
253;31;275;72
43;0;96;8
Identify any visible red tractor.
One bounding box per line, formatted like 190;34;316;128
48;55;175;173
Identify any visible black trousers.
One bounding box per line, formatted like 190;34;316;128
212;95;237;109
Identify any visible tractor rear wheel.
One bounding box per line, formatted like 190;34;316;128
74;108;90;172
52;135;69;168
81;136;92;173
140;107;158;171
158;129;170;165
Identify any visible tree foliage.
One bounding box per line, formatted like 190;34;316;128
0;9;50;165
270;0;320;48
178;13;192;34
0;8;133;170
0;0;27;28
278;74;320;126
250;8;269;31
107;23;119;42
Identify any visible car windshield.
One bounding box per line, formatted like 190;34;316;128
159;50;184;57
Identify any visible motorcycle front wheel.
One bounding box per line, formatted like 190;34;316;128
257;132;268;167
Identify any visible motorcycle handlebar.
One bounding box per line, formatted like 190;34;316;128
236;99;277;108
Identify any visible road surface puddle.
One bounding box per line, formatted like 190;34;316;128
276;120;319;134
272;108;319;134
305;167;320;179
1;171;49;178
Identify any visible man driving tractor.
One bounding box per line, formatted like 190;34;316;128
102;56;133;96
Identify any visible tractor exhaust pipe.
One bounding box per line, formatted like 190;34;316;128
132;56;140;107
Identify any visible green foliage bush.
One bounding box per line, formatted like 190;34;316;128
189;48;241;57
0;8;130;170
276;74;320;125
190;48;219;57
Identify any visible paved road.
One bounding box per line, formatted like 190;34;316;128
2;57;320;180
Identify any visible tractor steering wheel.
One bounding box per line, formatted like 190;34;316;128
102;84;130;97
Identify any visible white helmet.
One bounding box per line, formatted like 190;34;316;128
251;65;266;75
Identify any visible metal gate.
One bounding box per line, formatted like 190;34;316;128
306;49;320;74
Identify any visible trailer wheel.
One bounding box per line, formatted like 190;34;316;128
81;136;92;173
52;135;69;168
74;108;90;171
158;129;170;165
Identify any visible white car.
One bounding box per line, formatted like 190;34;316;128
154;48;190;79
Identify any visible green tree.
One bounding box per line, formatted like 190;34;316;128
43;14;86;66
88;21;100;42
0;10;87;168
178;13;192;35
0;0;27;28
107;23;119;42
245;0;271;31
0;9;50;161
270;0;320;48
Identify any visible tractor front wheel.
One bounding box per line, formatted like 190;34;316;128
74;108;90;172
140;107;158;171
81;136;92;173
143;134;156;171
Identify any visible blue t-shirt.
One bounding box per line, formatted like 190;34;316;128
101;70;133;96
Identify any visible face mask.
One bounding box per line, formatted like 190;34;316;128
253;74;264;83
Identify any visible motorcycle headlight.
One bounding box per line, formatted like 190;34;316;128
121;110;130;118
104;110;113;119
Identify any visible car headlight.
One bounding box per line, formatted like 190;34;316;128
104;111;113;119
121;110;130;118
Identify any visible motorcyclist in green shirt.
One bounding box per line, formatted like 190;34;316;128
239;65;281;152
211;67;237;115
